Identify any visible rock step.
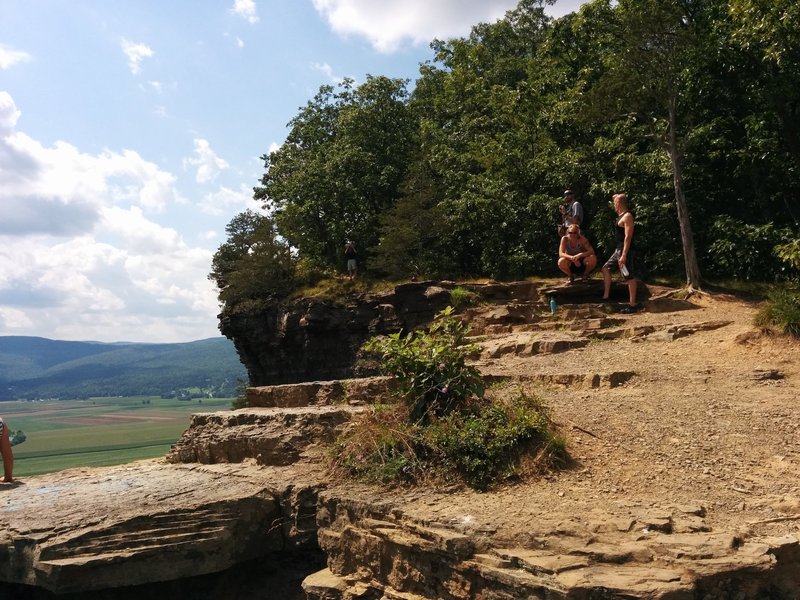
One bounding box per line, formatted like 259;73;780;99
311;495;800;600
40;509;238;559
166;405;366;466
246;376;395;408
41;523;234;559
485;372;635;389
40;533;229;564
481;337;590;359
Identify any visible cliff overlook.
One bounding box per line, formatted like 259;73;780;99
2;280;799;599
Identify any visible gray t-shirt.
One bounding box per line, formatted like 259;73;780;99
564;200;584;226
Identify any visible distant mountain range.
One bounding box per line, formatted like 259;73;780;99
0;336;247;400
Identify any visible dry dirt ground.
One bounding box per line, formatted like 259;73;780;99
380;287;800;547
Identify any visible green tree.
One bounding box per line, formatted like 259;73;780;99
209;210;295;308
409;0;558;277
589;0;710;289
255;76;417;272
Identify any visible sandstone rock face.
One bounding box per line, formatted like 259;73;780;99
306;493;800;600
219;281;541;386
4;285;800;598
0;461;327;594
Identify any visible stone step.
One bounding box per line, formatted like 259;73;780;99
40;527;226;565
166;405;366;466
485;372;634;389
39;508;239;559
246;376;394;408
481;336;590;359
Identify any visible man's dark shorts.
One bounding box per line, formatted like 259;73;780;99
569;261;587;275
603;249;637;280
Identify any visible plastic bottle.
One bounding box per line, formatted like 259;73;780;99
549;297;557;314
620;263;630;277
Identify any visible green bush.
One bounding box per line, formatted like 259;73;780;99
331;405;423;485
340;314;567;490
427;394;566;491
363;307;484;423
775;238;800;272
331;393;566;490
754;286;800;336
707;217;795;280
450;287;480;311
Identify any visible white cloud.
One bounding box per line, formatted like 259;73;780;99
312;0;519;53
1;101;179;237
0;92;22;132
197;184;253;216
312;62;347;84
236;37;245;48
121;38;154;75
310;0;588;52
0;92;218;343
183;138;229;184
231;0;259;24
0;44;32;70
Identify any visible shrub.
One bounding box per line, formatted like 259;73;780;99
363;307;484;423
775;238;800;273
331;392;566;491
339;314;567;490
427;394;567;491
231;379;248;409
331;404;424;485
754;286;800;337
450;287;480;311
707;217;795;281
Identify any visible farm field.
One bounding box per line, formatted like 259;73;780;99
1;396;233;476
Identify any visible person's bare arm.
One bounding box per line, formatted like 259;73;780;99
620;214;634;265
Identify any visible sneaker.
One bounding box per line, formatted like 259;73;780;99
620;304;640;314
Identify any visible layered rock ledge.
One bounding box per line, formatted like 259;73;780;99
3;282;800;598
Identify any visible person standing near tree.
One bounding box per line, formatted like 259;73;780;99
560;190;584;231
602;193;639;313
0;415;13;483
344;240;358;280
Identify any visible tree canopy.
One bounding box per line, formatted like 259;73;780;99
211;0;799;311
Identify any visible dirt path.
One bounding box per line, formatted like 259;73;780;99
387;289;800;546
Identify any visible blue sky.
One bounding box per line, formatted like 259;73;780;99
1;0;585;343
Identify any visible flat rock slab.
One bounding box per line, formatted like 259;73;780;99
0;460;327;594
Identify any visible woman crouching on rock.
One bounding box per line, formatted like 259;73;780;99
558;224;597;283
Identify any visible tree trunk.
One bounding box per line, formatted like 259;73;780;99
667;95;703;289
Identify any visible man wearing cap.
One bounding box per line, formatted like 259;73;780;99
560;190;583;230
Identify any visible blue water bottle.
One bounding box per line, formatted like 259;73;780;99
549;296;557;314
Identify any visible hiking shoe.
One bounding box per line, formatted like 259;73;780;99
620;304;640;314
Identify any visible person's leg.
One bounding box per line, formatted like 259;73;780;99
557;257;572;278
627;278;637;306
0;421;13;482
602;265;612;299
583;254;598;275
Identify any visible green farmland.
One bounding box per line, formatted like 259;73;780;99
1;396;233;477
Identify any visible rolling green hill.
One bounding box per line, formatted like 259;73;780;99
0;336;247;400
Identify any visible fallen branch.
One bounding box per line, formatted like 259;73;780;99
570;423;599;438
747;515;800;526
